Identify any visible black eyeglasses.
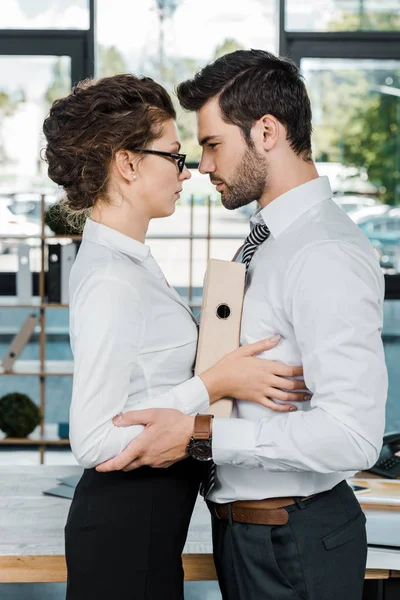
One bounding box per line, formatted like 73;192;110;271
133;149;187;173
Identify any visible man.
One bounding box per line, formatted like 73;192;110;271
97;50;387;599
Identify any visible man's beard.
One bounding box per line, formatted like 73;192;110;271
212;147;268;211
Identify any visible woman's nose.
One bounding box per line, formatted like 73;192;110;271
180;165;192;181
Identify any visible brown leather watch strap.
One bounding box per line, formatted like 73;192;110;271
193;414;214;440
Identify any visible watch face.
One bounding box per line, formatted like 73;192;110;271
189;440;213;462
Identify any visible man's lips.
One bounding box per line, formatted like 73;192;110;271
211;180;225;191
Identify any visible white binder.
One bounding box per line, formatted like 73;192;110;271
17;244;32;305
61;243;77;304
195;259;246;417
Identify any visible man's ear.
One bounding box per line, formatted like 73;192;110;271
252;114;280;151
114;150;138;183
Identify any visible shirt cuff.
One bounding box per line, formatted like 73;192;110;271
212;418;259;468
173;375;210;415
72;423;145;469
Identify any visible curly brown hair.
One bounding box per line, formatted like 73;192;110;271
43;74;176;213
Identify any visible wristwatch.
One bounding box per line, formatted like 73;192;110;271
187;414;214;462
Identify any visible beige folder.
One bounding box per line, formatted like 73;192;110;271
1;314;39;372
195;259;246;417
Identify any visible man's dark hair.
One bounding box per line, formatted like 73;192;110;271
176;49;312;161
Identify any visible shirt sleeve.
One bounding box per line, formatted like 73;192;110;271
70;274;209;469
212;241;387;473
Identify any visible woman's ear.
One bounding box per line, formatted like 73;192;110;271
114;150;138;182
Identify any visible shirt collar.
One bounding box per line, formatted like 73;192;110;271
250;176;333;239
83;218;151;262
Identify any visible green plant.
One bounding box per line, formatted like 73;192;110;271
0;393;42;438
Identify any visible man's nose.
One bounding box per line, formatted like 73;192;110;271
199;155;214;175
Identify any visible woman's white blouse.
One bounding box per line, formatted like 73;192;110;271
69;218;209;468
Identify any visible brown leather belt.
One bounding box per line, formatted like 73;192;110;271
209;497;300;526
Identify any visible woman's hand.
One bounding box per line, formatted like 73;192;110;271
199;335;311;413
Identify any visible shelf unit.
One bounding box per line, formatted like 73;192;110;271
0;196;77;462
0;423;71;447
0;194;223;462
0;361;73;376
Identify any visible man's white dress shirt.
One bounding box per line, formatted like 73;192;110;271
69;218;209;468
209;176;388;503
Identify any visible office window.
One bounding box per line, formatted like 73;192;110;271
301;58;400;278
383;301;400;432
0;55;71;195
302;58;400;203
0;0;90;30
286;0;400;32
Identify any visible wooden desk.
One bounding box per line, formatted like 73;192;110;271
0;466;398;589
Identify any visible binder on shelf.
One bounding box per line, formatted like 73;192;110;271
47;244;61;303
1;314;39;372
61;243;77;304
194;259;246;418
17;243;32;305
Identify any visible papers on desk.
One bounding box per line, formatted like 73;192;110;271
43;484;75;500
57;474;80;488
350;478;400;507
42;473;80;499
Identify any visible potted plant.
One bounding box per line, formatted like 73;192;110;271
45;201;84;236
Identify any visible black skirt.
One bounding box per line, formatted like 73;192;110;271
65;458;204;600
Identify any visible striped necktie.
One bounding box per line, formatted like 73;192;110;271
242;223;270;273
201;461;215;500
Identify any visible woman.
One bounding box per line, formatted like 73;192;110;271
43;74;307;600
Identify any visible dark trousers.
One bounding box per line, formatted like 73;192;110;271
212;480;367;600
65;458;203;600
